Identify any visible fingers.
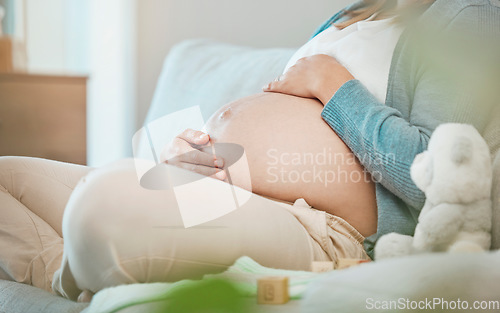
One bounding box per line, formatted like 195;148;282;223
262;55;330;97
263;79;286;93
177;128;210;146
174;162;227;180
161;128;227;180
168;139;224;168
263;67;293;93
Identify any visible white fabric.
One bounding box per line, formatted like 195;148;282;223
83;256;318;313
492;152;500;249
284;16;403;103
303;251;500;313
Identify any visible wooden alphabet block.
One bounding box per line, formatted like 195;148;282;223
336;258;371;270
311;261;334;273
257;276;289;304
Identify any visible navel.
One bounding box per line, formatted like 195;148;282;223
219;107;233;120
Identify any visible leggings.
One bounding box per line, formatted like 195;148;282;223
0;156;369;300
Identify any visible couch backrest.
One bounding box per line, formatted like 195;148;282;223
145;39;295;126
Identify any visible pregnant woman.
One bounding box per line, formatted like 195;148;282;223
1;0;499;302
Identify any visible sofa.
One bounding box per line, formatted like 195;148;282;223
1;39;499;313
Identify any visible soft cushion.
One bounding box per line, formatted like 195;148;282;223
145;39;295;125
492;152;500;249
0;280;87;313
302;252;500;313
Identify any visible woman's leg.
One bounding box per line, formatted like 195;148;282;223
0;157;92;292
55;159;327;300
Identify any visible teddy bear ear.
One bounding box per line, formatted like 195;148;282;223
451;136;473;165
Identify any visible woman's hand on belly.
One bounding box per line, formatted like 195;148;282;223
263;54;354;105
160;128;226;180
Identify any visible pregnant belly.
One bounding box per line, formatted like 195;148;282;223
205;92;377;236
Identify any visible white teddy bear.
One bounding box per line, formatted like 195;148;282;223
375;123;493;259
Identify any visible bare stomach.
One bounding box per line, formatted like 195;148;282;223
205;92;377;236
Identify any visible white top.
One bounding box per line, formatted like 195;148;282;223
284;15;404;103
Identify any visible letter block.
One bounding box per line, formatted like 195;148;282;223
257;276;289;304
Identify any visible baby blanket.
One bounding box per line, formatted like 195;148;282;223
82;256;322;313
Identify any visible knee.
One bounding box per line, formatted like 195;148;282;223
0;156;23;168
0;156;28;189
0;156;46;173
0;156;23;176
62;159;141;243
61;160;141;285
63;159;179;237
62;159;176;258
61;159;180;290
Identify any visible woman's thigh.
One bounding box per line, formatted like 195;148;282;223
60;159;319;294
0;156;92;291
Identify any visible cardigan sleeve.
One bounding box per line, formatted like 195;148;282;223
321;80;428;210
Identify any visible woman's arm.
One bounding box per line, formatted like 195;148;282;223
321;79;428;209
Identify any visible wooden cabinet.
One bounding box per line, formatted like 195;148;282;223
0;73;87;165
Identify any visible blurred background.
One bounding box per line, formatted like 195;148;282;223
0;0;351;166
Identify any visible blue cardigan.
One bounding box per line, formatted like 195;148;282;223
315;0;500;258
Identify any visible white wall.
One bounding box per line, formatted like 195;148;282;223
135;0;353;128
25;0;66;72
85;0;136;166
23;0;136;167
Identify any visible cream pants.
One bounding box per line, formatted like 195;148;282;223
0;156;369;300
